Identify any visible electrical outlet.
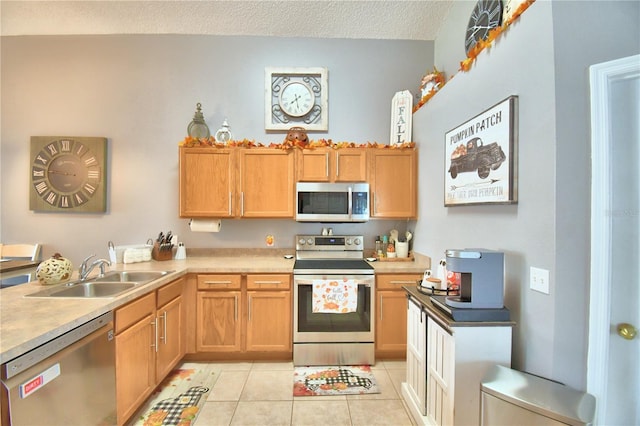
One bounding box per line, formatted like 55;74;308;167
530;267;550;294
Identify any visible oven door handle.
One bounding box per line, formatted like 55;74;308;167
294;279;372;287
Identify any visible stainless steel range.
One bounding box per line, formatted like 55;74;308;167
293;234;375;366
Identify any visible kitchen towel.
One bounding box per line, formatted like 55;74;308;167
312;279;358;313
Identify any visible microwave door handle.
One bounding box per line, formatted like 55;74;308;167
348;186;353;218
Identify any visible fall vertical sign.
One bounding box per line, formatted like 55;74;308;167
390;90;413;145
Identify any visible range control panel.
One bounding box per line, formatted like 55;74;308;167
295;235;364;251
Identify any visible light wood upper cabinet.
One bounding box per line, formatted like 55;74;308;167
296;148;367;182
180;146;417;219
179;147;294;218
238;149;294;217
369;149;417;218
179;147;234;218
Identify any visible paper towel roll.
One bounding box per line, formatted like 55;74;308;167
189;219;222;232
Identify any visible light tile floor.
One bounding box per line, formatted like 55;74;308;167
194;360;416;426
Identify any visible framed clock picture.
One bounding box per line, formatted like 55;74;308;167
29;136;108;213
265;67;328;131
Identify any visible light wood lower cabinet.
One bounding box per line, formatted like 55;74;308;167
196;273;291;358
115;278;185;425
197;290;242;352
375;274;421;359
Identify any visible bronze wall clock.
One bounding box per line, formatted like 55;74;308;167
265;67;328;131
29;136;107;213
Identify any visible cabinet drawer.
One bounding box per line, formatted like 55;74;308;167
197;274;241;290
115;292;155;334
247;274;290;290
377;274;421;290
157;277;184;307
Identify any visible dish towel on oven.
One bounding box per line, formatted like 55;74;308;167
312;279;358;313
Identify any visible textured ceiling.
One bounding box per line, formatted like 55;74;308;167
1;1;454;40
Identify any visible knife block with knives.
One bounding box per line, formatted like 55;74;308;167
152;231;174;261
152;242;173;261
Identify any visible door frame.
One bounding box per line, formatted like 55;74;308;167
587;54;640;424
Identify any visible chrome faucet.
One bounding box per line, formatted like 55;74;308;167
79;254;111;281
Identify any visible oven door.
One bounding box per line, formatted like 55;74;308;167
293;274;375;343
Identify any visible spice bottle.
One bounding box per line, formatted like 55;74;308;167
375;237;382;257
382;235;388;257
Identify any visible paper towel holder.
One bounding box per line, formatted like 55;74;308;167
189;218;222;232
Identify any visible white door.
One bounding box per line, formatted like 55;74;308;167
588;54;640;425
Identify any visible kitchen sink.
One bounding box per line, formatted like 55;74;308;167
92;270;170;283
25;270;174;299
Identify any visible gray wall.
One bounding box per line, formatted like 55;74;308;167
1;35;432;264
3;0;639;391
413;0;639;389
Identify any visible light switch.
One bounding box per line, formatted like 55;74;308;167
530;267;550;294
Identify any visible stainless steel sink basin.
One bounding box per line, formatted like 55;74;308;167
26;281;140;298
93;270;170;283
48;282;138;298
25;270;173;298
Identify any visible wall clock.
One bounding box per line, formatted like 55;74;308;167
465;0;503;56
265;67;328;131
29;136;107;213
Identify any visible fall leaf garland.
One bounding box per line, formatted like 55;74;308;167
414;0;536;112
179;136;416;151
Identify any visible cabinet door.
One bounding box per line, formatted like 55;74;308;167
369;150;417;218
376;291;409;355
334;149;367;182
426;317;454;426
115;312;156;425
179;147;235;217
156;295;183;380
375;274;420;357
238;149;294;217
197;291;242;352
296;148;331;182
246;290;292;352
406;298;427;416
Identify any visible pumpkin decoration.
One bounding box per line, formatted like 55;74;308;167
285;127;308;145
36;253;73;285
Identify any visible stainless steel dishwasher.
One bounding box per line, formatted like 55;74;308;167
1;312;116;425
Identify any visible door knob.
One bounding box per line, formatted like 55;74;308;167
616;323;637;340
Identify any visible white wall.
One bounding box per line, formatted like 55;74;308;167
1;35;432;264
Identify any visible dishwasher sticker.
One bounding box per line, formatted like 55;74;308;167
19;363;61;398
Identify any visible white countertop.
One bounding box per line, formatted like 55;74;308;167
0;251;429;364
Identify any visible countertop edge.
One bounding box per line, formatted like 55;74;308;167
1;253;430;364
403;285;516;330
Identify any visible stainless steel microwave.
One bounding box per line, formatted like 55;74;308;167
296;182;369;222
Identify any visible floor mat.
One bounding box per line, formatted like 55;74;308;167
130;362;220;426
293;365;380;396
